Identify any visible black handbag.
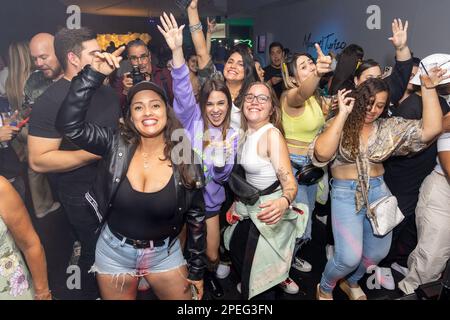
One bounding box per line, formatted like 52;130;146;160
227;164;280;206
291;161;324;186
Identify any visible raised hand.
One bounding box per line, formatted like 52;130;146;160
389;18;408;50
91;46;125;76
421;66;450;89
337;89;355;116
315;43;333;77
188;0;198;10
157;12;185;52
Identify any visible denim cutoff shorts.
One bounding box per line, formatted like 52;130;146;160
90;224;187;276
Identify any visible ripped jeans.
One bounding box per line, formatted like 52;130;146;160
91;225;186;283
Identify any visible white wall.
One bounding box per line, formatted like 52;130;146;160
253;0;450;67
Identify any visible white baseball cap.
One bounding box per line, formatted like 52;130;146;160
410;53;450;86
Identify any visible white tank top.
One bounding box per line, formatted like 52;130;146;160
240;123;278;190
230;103;241;131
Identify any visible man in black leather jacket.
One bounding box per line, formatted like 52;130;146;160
56;47;206;299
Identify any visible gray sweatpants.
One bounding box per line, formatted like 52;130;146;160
398;171;450;294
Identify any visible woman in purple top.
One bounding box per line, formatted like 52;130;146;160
158;13;238;298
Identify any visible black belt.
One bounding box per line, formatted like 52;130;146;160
110;229;166;249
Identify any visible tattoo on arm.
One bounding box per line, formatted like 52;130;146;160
276;167;289;183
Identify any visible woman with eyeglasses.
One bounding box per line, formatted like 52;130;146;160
222;82;308;300
158;12;238;299
279;44;332;282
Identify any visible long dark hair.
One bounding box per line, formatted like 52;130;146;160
342;78;390;160
120;94;197;188
225;46;258;107
329;44;364;95
199;79;233;149
281;52;321;102
354;59;381;80
239;81;284;136
282;52;315;89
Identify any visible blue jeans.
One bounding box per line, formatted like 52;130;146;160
290;154;318;243
320;176;393;293
92;225;186;276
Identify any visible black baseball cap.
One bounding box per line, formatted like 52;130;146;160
126;81;168;106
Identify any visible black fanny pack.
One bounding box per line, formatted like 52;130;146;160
227;164;280;206
291;161;324;186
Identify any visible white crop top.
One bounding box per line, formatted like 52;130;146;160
240;123;278;190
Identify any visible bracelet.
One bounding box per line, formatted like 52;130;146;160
189;22;203;33
281;195;291;207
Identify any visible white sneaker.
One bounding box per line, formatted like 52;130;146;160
292;257;312;272
375;266;395;290
236;282;241;294
216;263;231;279
325;245;334;261
391;262;408;277
138;278;151;291
278;277;299;294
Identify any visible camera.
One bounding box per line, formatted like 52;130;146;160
129;65;146;85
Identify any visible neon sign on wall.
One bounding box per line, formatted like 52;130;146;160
303;32;347;53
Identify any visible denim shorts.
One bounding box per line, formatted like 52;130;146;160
90;225;187;276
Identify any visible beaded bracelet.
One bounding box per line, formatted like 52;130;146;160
189;22;203;33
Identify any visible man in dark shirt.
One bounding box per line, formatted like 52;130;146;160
381;80;450;288
28;27;121;300
264;42;285;99
115;39;173;107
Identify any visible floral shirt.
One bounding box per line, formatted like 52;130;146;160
0;216;33;300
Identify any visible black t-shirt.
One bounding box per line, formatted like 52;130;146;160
384;93;450;215
0;146;20;179
264;65;283;99
29;78;121;195
0;98;20;179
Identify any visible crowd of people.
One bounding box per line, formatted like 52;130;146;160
0;0;449;300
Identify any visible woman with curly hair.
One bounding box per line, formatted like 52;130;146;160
311;68;447;299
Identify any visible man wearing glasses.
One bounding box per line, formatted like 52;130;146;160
119;39;173;105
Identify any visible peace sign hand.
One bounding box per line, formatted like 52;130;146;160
315;43;333;77
91;46;125;76
157;12;185;52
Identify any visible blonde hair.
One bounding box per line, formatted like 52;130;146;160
5;42;32;111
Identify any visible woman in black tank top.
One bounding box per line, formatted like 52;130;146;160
56;42;206;300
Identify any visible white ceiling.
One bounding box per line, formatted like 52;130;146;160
58;0;295;17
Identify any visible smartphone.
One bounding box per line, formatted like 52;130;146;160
382;66;393;79
175;0;192;10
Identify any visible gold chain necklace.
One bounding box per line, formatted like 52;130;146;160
142;152;150;169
